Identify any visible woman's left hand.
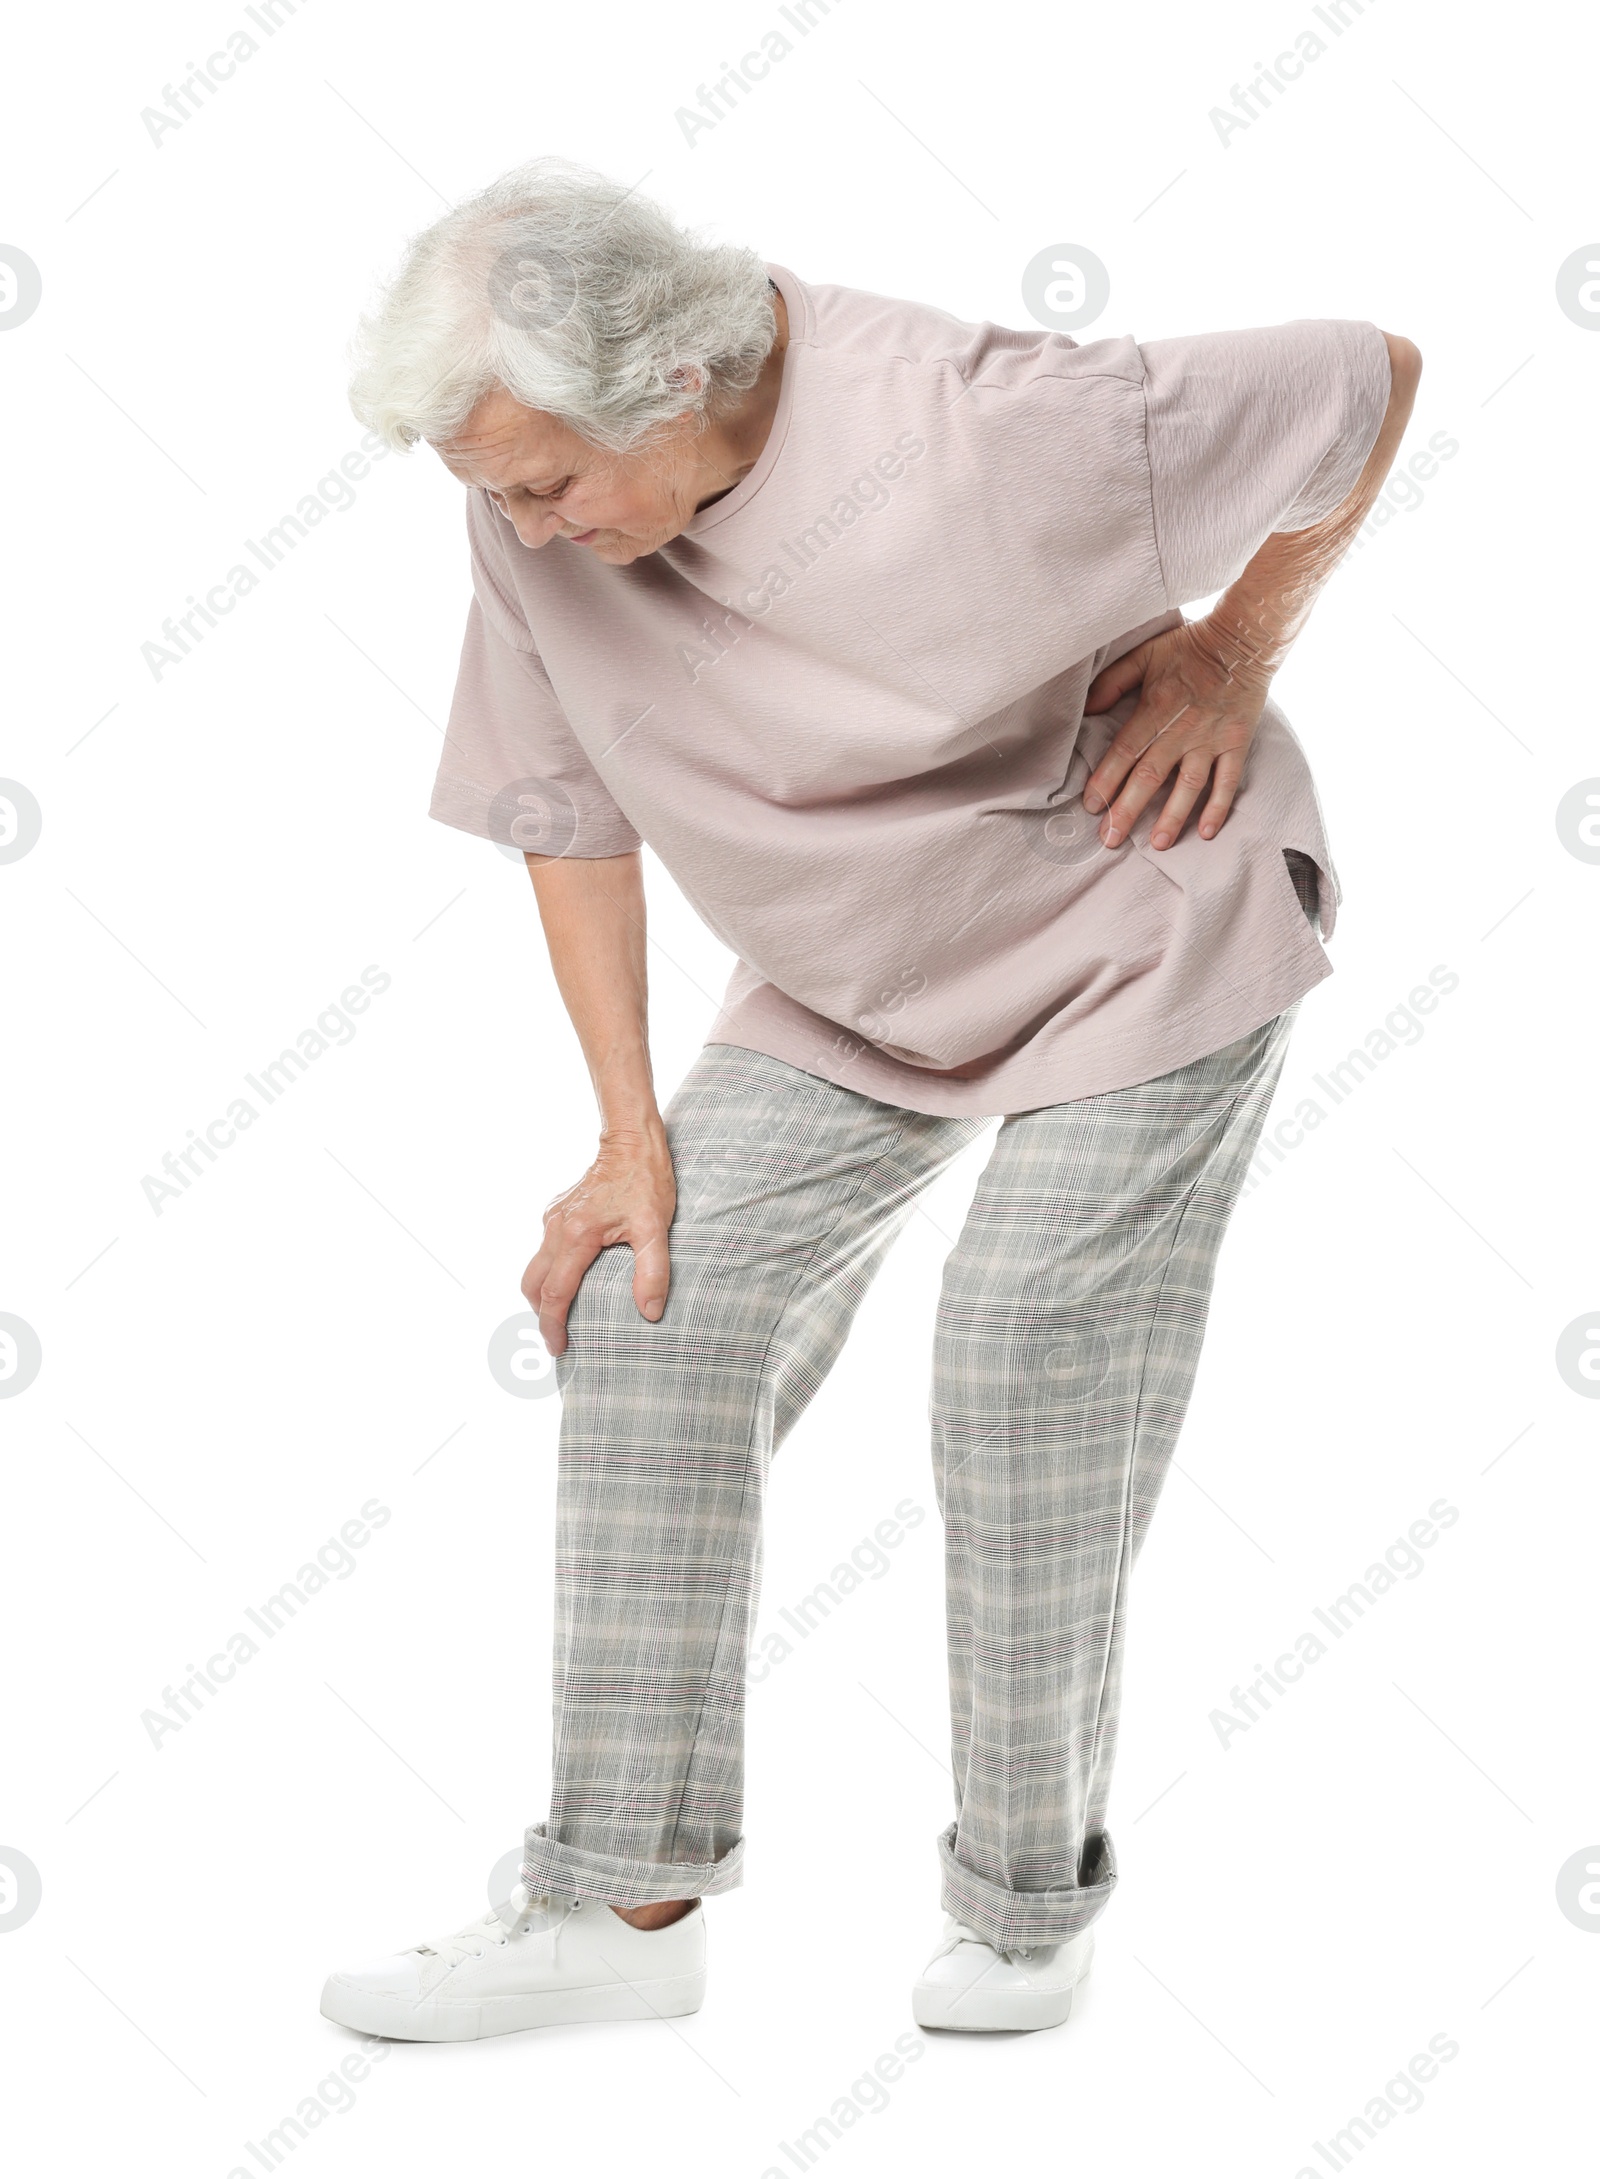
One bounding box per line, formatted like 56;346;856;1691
1080;615;1274;850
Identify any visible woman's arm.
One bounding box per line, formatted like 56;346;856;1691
1082;330;1424;849
519;850;675;1354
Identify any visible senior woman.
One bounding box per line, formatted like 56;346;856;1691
321;158;1419;2041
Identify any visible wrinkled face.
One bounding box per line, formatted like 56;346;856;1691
434;388;706;564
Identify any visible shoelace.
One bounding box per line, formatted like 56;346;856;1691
932;1919;1035;1966
411;1884;579;1969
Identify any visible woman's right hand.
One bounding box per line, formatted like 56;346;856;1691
521;1123;676;1356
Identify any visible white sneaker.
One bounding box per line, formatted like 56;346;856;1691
320;1886;705;2041
912;1915;1094;2032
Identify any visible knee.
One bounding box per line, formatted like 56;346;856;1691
562;1244;644;1352
932;1302;1115;1417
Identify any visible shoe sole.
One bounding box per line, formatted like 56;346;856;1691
319;1969;706;2041
911;1939;1092;2033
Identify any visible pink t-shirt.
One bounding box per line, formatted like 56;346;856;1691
432;264;1391;1115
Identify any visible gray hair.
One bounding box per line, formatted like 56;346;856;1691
347;158;777;454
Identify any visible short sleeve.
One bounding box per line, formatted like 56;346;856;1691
429;493;644;859
1139;319;1392;607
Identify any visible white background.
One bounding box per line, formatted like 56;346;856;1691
2;0;1596;2172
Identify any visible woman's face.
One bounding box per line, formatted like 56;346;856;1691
434;389;712;565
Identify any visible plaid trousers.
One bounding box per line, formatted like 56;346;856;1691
521;857;1317;1948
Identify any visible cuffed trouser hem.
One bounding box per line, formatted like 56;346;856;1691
520;1821;744;1907
937;1823;1117;1949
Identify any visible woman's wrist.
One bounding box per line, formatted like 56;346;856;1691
1198;536;1340;681
585;1032;663;1148
1188;600;1292;686
596;1107;668;1152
